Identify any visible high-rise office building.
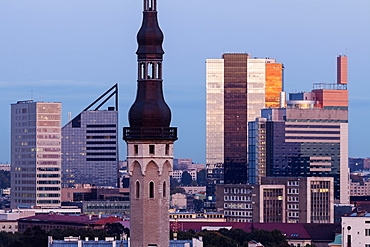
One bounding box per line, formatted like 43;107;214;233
249;55;349;204
206;53;283;184
11;101;62;209
62;85;119;188
122;0;177;246
205;54;283;210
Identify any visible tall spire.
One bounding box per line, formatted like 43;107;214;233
125;0;175;134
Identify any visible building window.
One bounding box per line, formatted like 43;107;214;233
165;144;169;155
136;181;140;199
163;181;166;197
149;181;154;198
366;229;370;236
149;145;155;155
134;145;138;155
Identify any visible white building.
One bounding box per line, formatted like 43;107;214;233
0;210;35;233
172;170;197;183
342;212;370;246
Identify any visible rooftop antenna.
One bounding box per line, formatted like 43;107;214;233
31;90;33;100
68;112;72;122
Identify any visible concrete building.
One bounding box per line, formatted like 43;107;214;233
48;237;203;247
62;85;119;188
18;214;123;232
342;212;370;247
172;169;197;183
0;210;35;233
11;101;62;209
170;212;225;223
350;179;370;196
61;185;129;215
216;177;334;223
122;0;177;246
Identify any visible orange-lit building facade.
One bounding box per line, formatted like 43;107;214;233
265;63;284;108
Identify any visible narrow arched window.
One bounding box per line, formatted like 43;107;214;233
163;181;166;197
149;181;154;198
136;181;140;199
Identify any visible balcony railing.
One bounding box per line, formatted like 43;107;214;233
123;127;177;140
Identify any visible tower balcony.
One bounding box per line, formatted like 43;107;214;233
123;127;177;140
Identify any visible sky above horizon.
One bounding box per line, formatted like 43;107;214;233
1;0;370;164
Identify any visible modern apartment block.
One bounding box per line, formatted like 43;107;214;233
62;85;119;188
206;53;283;184
216;177;334;223
248;55;349;204
11;101;62;209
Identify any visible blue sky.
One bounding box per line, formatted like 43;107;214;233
1;0;370;164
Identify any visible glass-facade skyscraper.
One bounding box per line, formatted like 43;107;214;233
206;53;283;184
205;53;283;210
248;55;349;204
62;110;118;187
62;86;119;188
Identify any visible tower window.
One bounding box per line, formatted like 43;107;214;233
136;181;140;199
149;181;154;198
134;145;138;155
165;144;169;155
149;145;155;155
163;181;166;197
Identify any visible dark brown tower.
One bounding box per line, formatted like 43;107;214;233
125;0;177;138
123;1;177;246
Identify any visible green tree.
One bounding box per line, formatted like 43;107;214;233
105;223;130;238
181;171;192;186
170;177;185;194
0;170;10;189
196;230;238;247
21;226;48;247
197;169;207;186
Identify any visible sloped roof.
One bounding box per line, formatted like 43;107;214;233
170;222;313;240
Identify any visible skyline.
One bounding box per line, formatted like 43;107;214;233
1;0;370;164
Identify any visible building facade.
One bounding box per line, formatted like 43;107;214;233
216;177;334;223
62;111;118;187
206;54;283;184
205;54;283;210
248;56;349;204
342;212;370;247
11;101;62;209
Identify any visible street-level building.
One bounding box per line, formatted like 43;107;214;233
216;177;334;223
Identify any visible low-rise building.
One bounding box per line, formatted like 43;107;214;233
172;170;197;182
342;211;370;247
170;212;225;223
18;214;122;232
216;177;334;223
0;210;35;233
47;236;203;247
